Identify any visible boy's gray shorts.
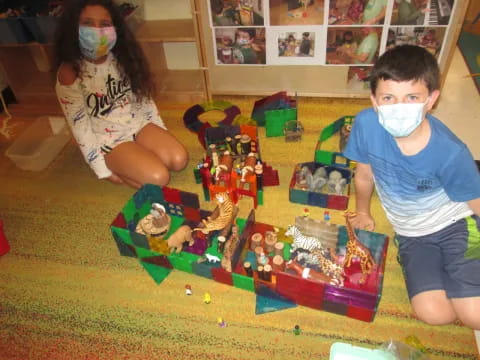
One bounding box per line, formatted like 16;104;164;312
396;215;480;300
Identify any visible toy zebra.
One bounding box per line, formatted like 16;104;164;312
285;225;324;253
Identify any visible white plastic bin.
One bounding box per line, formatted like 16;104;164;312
5;116;71;171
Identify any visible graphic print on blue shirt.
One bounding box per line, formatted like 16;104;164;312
86;73;131;117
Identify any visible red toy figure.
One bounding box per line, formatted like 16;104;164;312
240;152;257;183
0;220;10;256
215;151;234;184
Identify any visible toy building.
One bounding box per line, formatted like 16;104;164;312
289;161;352;210
111;184;389;322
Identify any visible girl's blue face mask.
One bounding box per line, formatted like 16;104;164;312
79;26;117;60
376;99;429;137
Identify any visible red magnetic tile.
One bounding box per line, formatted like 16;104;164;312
346;305;375;322
162;187;182;204
252;222;275;236
298;277;325;298
296;294;323;310
111;212;127;229
211;267;233;286
327;195;348;210
183;207;201;222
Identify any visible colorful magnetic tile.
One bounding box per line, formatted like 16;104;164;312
141;255;173;269
326;194;348;210
211;267;233;286
168;253;196;273
140;261;172;285
111;227;133;246
111;212;127;229
142;183;164;203
121;198;138;223
346;305;376;322
130;231;150;250
133;187;149;208
289;188;309;204
308;191;328;208
321;300;348;316
183;206;201;223
192;261;215;279
232;272;255;292
180;191;200;209
166;203;184;217
275;272;299;301
323;285;377;309
295;294;323;310
162;187;182;204
113;235;137;258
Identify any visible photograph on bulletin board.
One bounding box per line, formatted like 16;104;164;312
214;27;266;64
347;66;373;91
266;27;324;65
386;26;446;58
210;0;265;27
328;0;388;25
390;0;454;26
326;27;382;65
269;0;325;26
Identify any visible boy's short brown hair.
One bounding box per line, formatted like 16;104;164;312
369;45;440;94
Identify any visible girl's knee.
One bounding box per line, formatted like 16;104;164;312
148;167;170;187
170;148;189;172
455;306;480;330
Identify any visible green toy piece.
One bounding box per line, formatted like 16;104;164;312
265;108;297;137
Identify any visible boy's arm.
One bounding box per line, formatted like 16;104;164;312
351;162;376;230
467;198;480;216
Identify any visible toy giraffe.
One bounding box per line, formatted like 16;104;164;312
343;212;375;284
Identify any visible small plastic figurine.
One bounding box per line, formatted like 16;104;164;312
323;211;331;222
204;292;211;304
185;284;192;295
302;208;310;218
293;325;301;335
217;317;227;328
327;170;347;195
193;192;235;234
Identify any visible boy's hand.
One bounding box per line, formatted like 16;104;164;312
349;212;375;231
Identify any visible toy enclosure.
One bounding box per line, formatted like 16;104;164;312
111;184;389;322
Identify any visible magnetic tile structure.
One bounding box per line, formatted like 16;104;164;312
111;184;389;322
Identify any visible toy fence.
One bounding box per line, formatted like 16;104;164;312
111;184;389;322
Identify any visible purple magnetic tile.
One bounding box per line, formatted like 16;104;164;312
323;284;377;309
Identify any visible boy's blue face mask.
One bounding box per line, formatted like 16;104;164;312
79;26;117;60
376;99;429;138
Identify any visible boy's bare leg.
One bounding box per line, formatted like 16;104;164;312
411;290;457;325
104;141;170;187
135;123;189;171
452;297;480;330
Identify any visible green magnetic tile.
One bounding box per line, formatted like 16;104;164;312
236;218;247;234
137;201;153;219
122;198;137;223
320;123;335;141
136;247;162;258
113;236;137;258
232;272;255;292
315;150;334;165
112;227;133;245
168;252;200;273
283;243;292;259
144;184;164;203
290;188;309;204
140;261;172;284
258;190;263;205
164;215;187;238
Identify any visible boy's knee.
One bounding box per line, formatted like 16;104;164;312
455;308;480;330
411;294;457;325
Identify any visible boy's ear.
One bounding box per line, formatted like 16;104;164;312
370;94;378;110
427;89;440;110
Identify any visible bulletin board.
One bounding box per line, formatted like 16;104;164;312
196;0;469;98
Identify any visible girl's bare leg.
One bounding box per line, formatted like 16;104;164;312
104;141;171;187
135;123;189;171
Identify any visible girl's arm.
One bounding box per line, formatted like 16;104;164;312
56;63;113;179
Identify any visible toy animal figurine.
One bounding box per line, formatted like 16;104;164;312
286;259;335;284
167;225;195;254
136;203;171;238
221;225;240;272
306;167;328;192
193;192;235;234
285;224;324;253
343;212;375;284
339;122;352;153
327;170;347;195
310;248;345;287
295;165;310;190
215;151;233;183
240;152;257;183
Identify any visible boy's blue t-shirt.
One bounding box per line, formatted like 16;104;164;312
344;107;480;236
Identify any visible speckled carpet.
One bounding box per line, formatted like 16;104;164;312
0;97;478;360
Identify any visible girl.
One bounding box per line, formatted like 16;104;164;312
55;0;188;189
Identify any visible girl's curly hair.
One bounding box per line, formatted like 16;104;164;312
54;0;155;101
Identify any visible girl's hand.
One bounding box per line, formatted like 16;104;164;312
106;173;124;185
348;212;375;231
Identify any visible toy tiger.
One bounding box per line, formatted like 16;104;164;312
193;192;235;234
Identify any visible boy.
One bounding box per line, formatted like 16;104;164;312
233;28;260;64
344;45;480;329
